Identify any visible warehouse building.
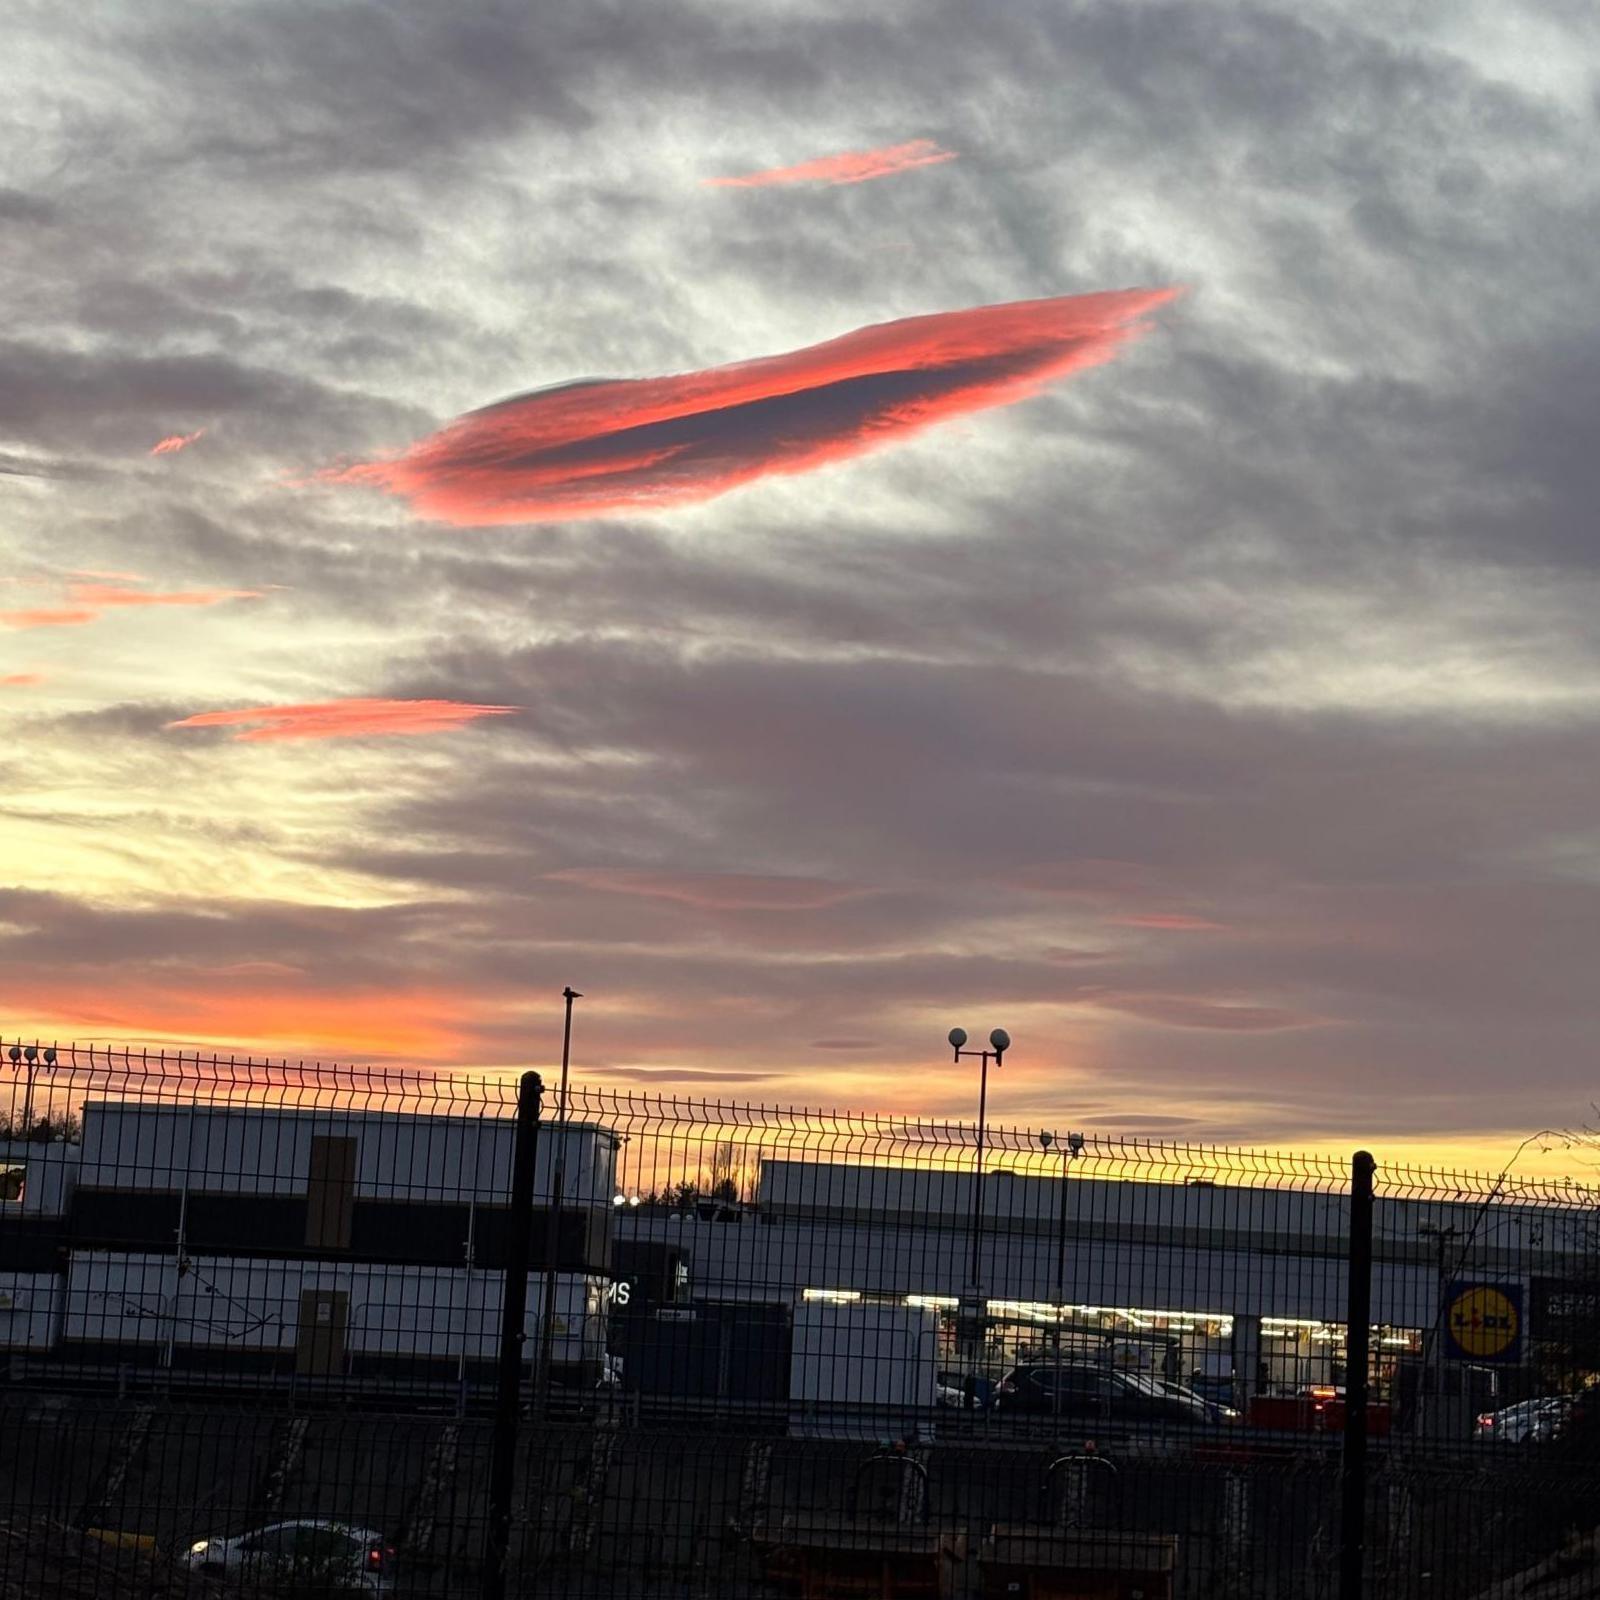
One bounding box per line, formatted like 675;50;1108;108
1;1098;1592;1429
0;1099;618;1389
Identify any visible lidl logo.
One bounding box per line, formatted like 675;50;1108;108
1443;1282;1523;1364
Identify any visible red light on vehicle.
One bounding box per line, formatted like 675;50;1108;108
367;1545;392;1570
1476;1413;1495;1428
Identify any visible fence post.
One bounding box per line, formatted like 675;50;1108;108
1339;1149;1376;1600
483;1070;543;1600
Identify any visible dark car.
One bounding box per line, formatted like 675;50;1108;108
993;1362;1230;1428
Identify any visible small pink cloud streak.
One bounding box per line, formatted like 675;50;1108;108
165;698;521;743
0;609;100;630
326;288;1177;526
2;585;260;630
67;583;263;610
705;139;958;189
150;428;207;456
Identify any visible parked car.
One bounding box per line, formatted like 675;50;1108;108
185;1520;394;1592
1476;1394;1574;1444
1160;1378;1241;1424
993;1362;1232;1428
935;1370;996;1409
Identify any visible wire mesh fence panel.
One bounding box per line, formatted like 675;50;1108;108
1;1038;1599;1596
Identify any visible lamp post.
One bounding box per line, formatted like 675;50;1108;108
536;987;582;1412
1039;1130;1084;1423
1415;1221;1460;1436
949;1026;1011;1307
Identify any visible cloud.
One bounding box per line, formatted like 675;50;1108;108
2;584;259;630
1097;994;1323;1032
165;697;521;743
548;867;872;911
150;427;206;455
705;139;957;189
0;673;45;687
327;288;1177;524
16;976;474;1062
1109;912;1227;932
1;608;101;629
66;582;262;609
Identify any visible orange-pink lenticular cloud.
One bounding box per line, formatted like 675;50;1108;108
328;288;1178;525
705;139;958;188
0;672;45;686
150;428;206;456
165;698;521;743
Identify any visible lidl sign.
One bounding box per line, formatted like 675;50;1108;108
1442;1282;1523;1364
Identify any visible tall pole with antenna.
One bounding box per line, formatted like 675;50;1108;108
536;987;582;1412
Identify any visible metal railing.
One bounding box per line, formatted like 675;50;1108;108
0;1037;1598;1597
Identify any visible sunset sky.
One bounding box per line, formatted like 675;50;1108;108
5;2;1600;1173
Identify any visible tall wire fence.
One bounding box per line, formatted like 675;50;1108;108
1;1038;1598;1598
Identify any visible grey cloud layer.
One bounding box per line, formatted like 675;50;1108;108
5;0;1600;1145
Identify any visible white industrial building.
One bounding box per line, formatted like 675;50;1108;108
2;1098;1593;1416
611;1157;1597;1404
0;1100;618;1385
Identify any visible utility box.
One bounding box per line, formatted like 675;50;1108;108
619;1298;791;1407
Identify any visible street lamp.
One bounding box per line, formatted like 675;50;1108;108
1039;1129;1085;1423
949;1026;1011;1300
1038;1132;1082;1309
7;1043;58;1138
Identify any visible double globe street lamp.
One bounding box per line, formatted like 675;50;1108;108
949;1026;1011;1313
6;1043;57;1137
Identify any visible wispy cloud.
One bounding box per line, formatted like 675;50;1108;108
3;583;259;630
67;582;263;609
150;427;207;456
328;288;1176;525
705;138;957;189
0;672;45;687
165;697;522;743
1098;995;1324;1032
1109;912;1227;932
548;867;873;910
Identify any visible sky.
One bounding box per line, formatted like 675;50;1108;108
4;0;1600;1174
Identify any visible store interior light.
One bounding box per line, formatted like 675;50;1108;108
802;1288;862;1303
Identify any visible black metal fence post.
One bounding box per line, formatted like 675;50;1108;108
483;1070;543;1600
1340;1148;1376;1600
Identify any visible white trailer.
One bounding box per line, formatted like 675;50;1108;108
789;1302;940;1440
62;1251;607;1376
